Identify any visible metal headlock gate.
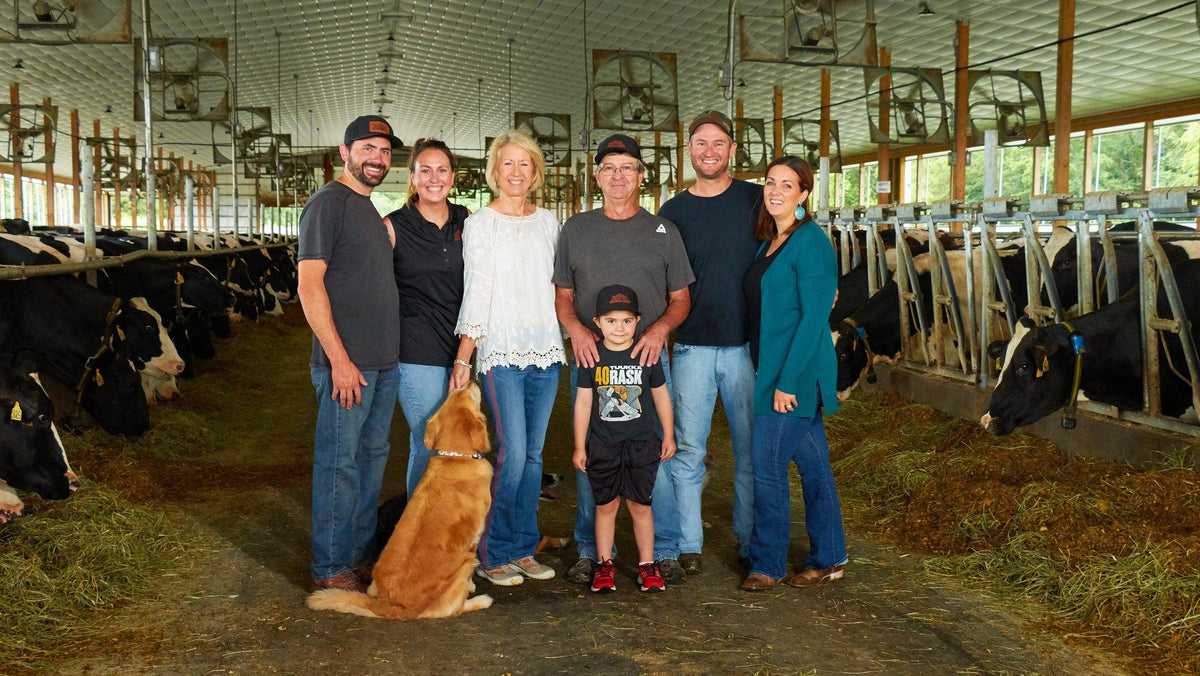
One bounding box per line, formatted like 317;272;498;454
818;185;1200;438
0;237;296;281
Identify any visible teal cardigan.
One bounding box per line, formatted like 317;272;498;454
753;220;839;417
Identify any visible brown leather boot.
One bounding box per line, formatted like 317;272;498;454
785;564;844;588
739;573;779;591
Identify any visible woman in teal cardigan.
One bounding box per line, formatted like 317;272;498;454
739;156;847;591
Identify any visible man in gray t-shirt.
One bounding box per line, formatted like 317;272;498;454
553;133;694;584
297;115;402;592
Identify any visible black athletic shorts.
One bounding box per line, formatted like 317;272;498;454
586;432;661;506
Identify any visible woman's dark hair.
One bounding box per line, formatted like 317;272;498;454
406;137;456;205
753;155;814;242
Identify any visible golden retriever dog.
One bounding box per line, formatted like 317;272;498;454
306;382;494;619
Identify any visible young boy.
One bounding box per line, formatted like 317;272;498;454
573;285;676;593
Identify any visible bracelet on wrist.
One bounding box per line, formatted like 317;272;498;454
453;358;472;369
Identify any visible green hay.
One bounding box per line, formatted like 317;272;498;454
0;482;205;670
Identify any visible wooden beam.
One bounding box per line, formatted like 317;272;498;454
93;119;102;226
114;127;123;229
70;109;80;224
820;69;831;157
876;48;891;204
1142;121;1154;191
1082;128;1094;193
1053;0;1076;194
11;84;21;220
951;20;969;201
43;97;54;227
773;85;783;159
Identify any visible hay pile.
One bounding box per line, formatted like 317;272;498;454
827;389;1200;673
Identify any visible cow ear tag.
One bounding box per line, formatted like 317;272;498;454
117;327;126;341
10;401;22;421
94;371;105;387
994;357;1001;371
176;272;185;284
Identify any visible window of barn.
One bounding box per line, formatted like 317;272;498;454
1151;115;1200;189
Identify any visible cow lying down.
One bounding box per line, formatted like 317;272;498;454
0;363;78;522
982;258;1200;435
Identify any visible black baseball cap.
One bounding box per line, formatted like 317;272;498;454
595;134;642;165
688;110;734;138
344;115;402;149
595;284;640;316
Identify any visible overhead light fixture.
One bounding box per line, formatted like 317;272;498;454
12;59;24;69
157;131;164;139
104;104;112;113
918;1;935;17
382;64;390;73
192;149;197;155
386;32;395;41
737;78;746;88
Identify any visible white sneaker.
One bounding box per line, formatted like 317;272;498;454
509;556;555;580
475;564;524;586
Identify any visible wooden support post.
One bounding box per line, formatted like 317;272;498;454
114;127;123;229
1143;121;1155;191
876;48;891;205
11;85;22;219
43;97;54;226
168;152;177;231
820;69;831;207
894;157;906;203
1082;129;1095;193
70;109;80;224
951;20;970;203
773;85;784;159
156;147;164;231
1053;0;1076;194
1032;145;1044;194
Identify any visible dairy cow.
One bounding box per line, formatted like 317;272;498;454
0;363;77;522
982;258;1200;435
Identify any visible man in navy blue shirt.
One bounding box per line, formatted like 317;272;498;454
657;111;762;574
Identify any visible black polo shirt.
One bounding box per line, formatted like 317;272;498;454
389;201;469;366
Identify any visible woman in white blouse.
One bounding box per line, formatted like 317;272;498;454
450;130;566;586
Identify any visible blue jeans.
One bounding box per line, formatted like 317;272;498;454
748;414;847;580
310;365;400;580
478;364;560;569
396;362;452;497
669;343;756;558
571;350;681;562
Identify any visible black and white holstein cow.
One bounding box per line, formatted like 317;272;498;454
982;258;1200;435
0;362;77;522
0;276;162;436
1048;230;1200;312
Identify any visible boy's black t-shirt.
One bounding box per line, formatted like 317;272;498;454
577;343;666;445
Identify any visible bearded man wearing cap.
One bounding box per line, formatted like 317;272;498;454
553;133;695;584
655;110;763;575
298;115;403;592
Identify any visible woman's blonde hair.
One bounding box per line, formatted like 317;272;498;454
485;130;545;194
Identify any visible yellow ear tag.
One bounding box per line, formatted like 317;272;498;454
117;327;126;341
176;272;185;284
94;371;105;387
10;401;22;421
994;357;1001;371
1042;355;1049;371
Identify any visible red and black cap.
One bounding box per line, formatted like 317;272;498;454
344;115;402;149
595;284;641;316
595;134;642;165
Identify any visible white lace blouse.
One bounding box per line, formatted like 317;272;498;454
455;206;567;373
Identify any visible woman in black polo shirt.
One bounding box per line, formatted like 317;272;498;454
385;137;470;497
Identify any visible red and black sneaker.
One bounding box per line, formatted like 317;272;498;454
637;562;666;593
591;559;617;593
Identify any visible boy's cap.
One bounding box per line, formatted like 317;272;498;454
688;110;734;138
595;284;640;316
344;115;402;149
594;134;641;165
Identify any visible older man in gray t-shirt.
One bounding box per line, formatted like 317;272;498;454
297;115;402;593
553;133;694;586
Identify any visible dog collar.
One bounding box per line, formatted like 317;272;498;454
433;449;485;460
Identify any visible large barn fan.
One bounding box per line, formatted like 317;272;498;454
152;156;181;194
641;145;676;195
514;112;572;168
245;133;292;180
965;70;1049;147
451;157;489;200
87;136;136;190
782;118;842;173
0;0;131;44
542;170;576;205
592;50;679;133
0;104;56;163
738;0;877;67
864;66;951;144
134;37;229;122
733;117;768;174
211;107;274;166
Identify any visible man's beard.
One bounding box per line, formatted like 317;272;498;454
348;158;389;187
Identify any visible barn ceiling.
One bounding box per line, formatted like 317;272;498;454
0;0;1198;188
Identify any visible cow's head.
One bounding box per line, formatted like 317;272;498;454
112;302;165;369
82;353;151;436
183;262;236;314
0;363;74;500
980;318;1073;435
833;322;871;400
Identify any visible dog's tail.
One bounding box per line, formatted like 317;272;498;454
306;589;384;618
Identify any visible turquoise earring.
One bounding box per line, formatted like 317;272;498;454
795;204;806;221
